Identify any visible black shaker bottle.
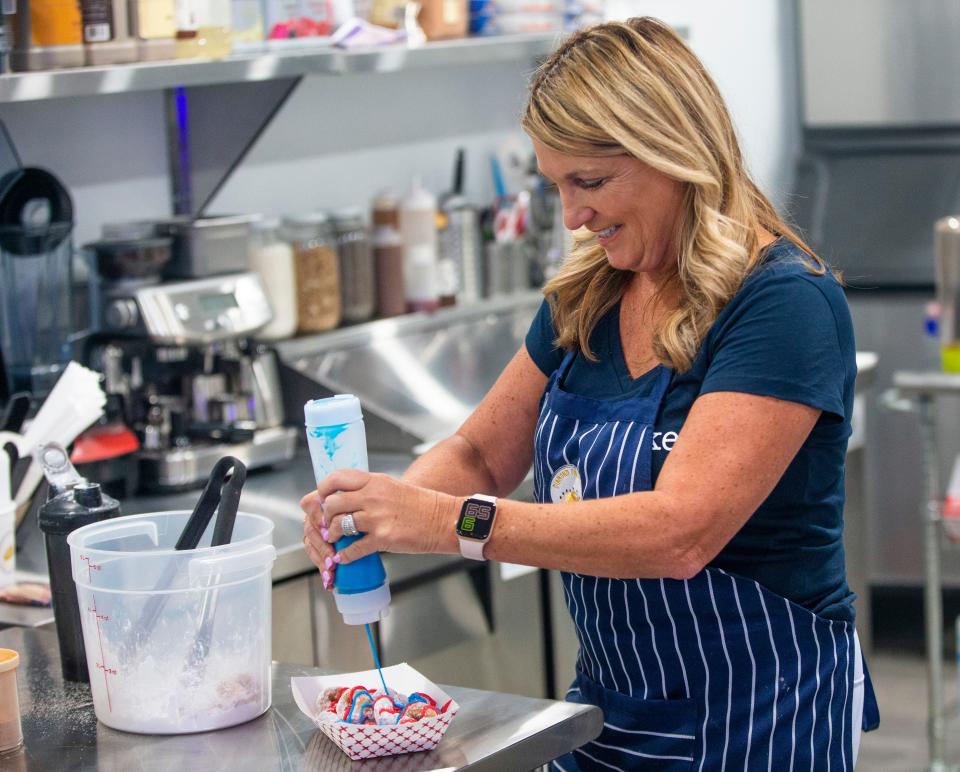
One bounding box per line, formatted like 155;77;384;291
38;482;119;682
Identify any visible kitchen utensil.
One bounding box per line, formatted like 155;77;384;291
68;508;275;733
37;442;120;682
123;456;246;663
183;457;246;677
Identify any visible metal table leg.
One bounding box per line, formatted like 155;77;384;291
919;396;948;771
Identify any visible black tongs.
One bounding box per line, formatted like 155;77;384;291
120;457;247;662
176;456;246;551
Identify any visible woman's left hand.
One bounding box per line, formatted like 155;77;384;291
301;469;458;569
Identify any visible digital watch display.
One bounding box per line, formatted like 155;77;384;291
456;494;498;560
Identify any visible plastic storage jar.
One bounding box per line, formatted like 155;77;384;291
67;511;276;734
249;217;297;340
282;213;342;334
331;209;375;324
0;649;22;754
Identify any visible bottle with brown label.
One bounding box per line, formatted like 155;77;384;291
81;0;137;65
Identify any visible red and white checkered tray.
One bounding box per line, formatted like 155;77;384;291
291;663;460;760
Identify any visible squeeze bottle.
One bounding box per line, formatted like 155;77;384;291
304;395;390;625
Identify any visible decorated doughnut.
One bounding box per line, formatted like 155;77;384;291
318;684;447;725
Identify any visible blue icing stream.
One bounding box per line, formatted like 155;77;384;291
308;423;349;462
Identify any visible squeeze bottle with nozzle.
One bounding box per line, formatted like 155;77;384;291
304;395;390;625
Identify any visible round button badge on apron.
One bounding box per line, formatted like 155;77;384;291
534;352;878;771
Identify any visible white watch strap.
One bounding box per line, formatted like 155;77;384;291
458;494;497;561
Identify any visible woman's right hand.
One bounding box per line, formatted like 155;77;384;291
301;490;336;591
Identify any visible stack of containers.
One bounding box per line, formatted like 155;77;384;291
469;0;563;36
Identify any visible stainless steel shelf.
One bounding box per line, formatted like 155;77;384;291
0;32;560;103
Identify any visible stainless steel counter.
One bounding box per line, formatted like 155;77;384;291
0;626;601;771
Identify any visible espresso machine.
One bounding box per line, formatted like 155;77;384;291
86;238;297;491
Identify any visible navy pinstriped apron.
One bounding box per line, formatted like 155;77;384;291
535;351;879;771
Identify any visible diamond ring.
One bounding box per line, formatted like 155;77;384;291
341;513;359;537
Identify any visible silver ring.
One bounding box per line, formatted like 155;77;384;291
341;513;359;537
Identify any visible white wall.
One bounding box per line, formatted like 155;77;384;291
0;0;800;242
607;0;801;209
211;59;535;217
1;90;170;245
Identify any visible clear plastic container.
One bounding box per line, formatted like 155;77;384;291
331;208;375;324
67;511;276;734
249;217;297;340
0;649;21;754
282;213;341;333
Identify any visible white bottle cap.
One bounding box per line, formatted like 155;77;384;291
333;583;392;625
304;394;362;427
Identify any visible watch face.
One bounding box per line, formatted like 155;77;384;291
457;499;495;540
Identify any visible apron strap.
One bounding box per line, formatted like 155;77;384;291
649;365;673;404
555;350;578;390
860;649;880;731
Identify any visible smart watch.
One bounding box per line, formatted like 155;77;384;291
456;494;498;560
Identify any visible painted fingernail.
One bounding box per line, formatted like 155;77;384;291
324;556;333;569
333;554;342;564
321;528;329;541
322;570;330;584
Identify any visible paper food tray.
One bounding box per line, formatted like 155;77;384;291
291;663;459;760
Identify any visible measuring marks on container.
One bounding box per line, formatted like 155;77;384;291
79;554;115;713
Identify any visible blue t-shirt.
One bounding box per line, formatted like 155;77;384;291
525;239;857;622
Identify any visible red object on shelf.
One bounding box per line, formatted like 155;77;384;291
70;424;140;464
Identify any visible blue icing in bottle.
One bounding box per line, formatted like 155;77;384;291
304;395;390;624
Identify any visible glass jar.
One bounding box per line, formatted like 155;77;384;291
249;217;297;340
282;213;341;334
331;208;375;324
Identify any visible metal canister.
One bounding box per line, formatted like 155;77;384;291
331;209;375;324
439;194;485;303
935;216;960;371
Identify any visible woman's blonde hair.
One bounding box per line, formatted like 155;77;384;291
522;17;825;372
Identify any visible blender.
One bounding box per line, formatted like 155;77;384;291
0;122;76;400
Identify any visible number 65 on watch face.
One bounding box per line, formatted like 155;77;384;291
457;500;494;539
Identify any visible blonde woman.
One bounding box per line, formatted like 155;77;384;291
303;17;879;769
